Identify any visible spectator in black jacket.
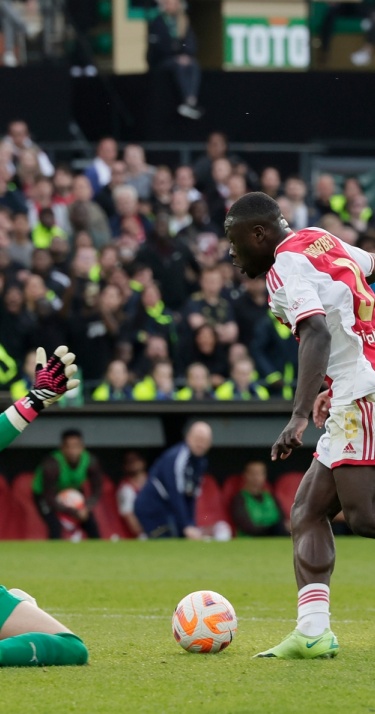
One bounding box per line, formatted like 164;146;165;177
147;0;203;120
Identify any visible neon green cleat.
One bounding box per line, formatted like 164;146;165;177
254;628;339;659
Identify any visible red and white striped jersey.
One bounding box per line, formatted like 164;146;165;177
266;227;375;406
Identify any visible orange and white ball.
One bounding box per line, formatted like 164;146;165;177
56;488;85;531
172;590;237;653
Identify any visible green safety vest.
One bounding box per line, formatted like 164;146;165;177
264;311;295;401
0;345;18;385
32;224;67;249
10;378;28;400
33;449;91;495
329;194;373;224
215;379;269;401
237;490;280;536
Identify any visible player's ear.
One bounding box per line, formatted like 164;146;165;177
254;224;265;243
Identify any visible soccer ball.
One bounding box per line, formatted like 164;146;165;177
56;489;85;531
172;590;237;653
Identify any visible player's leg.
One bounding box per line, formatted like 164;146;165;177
0;587;88;666
255;454;341;659
81;511;101;539
334;465;375;537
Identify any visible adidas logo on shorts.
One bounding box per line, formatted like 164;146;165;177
343;442;356;454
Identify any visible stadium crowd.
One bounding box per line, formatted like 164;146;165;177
0;121;374;403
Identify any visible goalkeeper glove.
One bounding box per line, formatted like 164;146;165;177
14;345;80;424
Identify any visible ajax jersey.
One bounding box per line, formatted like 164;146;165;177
266;227;375;407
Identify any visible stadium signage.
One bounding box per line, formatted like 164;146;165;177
224;18;310;70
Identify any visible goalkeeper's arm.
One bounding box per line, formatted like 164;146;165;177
0;346;79;452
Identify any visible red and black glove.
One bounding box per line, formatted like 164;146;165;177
14;346;80;423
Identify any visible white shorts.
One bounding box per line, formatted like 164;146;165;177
315;394;375;469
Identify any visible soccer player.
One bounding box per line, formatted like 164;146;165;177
0;345;88;666
225;191;375;659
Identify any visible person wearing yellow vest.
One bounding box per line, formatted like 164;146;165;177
230;461;287;536
91;360;133;402
250;309;298;400
32;429;103;539
215;357;269;401
176;362;214;400
10;350;36;401
133;359;176;400
31;207;67;249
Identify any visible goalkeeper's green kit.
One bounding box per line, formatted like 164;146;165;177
0;406;88;666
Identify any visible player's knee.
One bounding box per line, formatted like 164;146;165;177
345;511;375;538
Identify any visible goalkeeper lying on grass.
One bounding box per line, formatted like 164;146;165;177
0;345;88;667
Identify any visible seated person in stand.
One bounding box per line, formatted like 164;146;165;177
132;359;176;401
91;360;133;402
231;461;287;537
116;451;148;538
215;357;269;401
134;422;212;538
32;429;103;540
176;362;214;400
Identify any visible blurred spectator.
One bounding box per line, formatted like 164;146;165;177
95;160;127;218
0;284;31;365
182;266;238;345
91;359;133;402
23;272;66;354
65;0;98;76
284;176;309;230
133;358;175;400
330;176;363;221
134;421;212;538
0;0;27;67
10;348;36;400
194;132;232;193
318;213;357;245
250;310;299;399
206;158;232;226
147;0;203;120
32;429;102;539
351;4;375;66
313;173;336;219
69;175;111;249
84;138;118;197
276;196;295;230
132;334;170;380
53;166;75;207
215;357;269;401
123;144;155;200
9;211;33;268
49;235;72;276
0;164;27;214
116;451;148;537
259;167;282;199
137;211;199;311
176;323;228;387
227;342;249;369
176;362;213;400
110;185;151;241
30;247;71;304
177;198;220;250
344;194;372;236
31;207;67;249
15;148;40;197
3;120;54;177
130;282;176;355
174;165;201;203
168;189;192;236
231;461;287;536
226;173;248;211
67;282;124;383
28;177;69;233
150;165;173;213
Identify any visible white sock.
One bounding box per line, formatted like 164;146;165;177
297;583;330;636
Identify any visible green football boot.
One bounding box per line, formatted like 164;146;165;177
254;628;339;659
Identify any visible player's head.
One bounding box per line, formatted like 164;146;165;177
225;191;289;279
60;429;84;464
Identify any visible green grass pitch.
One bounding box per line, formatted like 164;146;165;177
1;538;375;714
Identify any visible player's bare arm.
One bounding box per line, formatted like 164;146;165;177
271;315;331;461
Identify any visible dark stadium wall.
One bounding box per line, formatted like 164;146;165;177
0;67;71;141
71;70;375;143
0;67;373;145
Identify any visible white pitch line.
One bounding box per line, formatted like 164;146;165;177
49;612;371;625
